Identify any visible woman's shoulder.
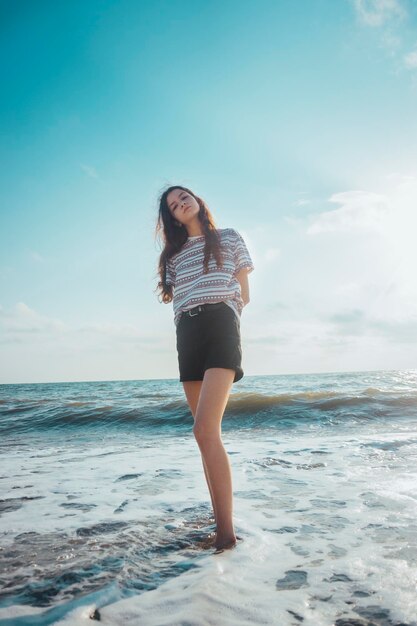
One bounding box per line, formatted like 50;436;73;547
219;227;238;239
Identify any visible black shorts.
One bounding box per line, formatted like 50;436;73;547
176;302;244;384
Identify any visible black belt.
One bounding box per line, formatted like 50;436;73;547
182;302;226;318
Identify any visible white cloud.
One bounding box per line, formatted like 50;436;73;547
306;190;391;234
379;30;402;55
0;302;162;348
404;46;417;69
353;0;407;27
305;178;417;303
80;163;99;179
334;281;361;296
29;251;46;263
276;175;417;354
351;0;416;73
264;248;280;262
0;302;68;335
0;302;178;382
327;307;417;343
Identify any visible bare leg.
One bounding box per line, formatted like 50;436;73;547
192;368;236;550
201;457;217;527
182;381;218;527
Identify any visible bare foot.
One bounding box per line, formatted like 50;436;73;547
214;546;235;554
213;533;240;553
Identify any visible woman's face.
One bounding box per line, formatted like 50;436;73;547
166;188;200;225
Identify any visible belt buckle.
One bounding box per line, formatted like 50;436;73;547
189;305;202;317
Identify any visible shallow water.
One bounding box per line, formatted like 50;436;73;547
0;370;416;625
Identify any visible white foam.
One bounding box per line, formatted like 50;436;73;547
2;421;417;624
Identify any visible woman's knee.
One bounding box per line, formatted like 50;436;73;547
192;422;221;444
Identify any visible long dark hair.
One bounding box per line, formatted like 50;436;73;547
155;185;224;304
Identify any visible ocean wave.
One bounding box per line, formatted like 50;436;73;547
1;387;416;435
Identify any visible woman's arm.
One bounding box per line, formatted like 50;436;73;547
235;268;251;306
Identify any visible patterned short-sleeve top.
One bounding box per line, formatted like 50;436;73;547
165;228;254;327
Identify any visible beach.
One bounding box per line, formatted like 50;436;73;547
0;370;416;625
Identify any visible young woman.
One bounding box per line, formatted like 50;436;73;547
156;185;254;553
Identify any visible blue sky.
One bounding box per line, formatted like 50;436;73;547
1;0;417;384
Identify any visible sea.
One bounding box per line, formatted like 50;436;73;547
0;369;416;626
